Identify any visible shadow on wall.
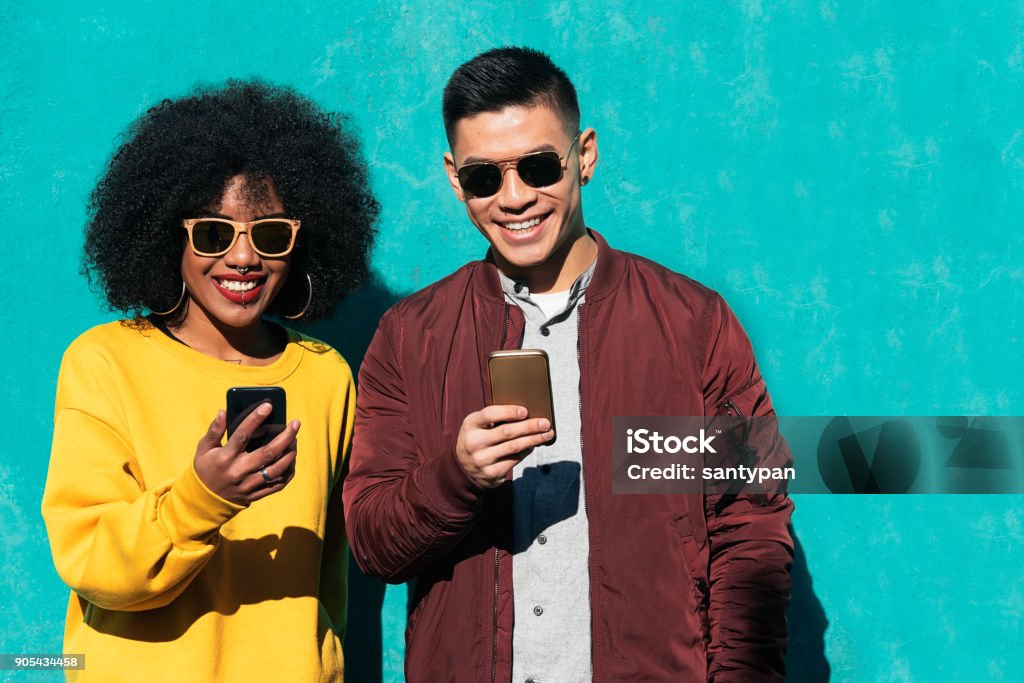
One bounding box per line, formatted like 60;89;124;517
786;531;831;682
308;275;403;683
308;275;403;374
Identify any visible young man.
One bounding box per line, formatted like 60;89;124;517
343;47;794;682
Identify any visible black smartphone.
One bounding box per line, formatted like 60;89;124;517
488;349;555;437
226;387;287;452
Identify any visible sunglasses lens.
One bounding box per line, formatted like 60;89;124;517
191;220;235;255
250;221;294;256
459;164;503;198
516;153;563;188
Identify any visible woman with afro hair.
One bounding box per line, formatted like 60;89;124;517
41;80;378;682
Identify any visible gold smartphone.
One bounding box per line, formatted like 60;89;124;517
487;349;555;435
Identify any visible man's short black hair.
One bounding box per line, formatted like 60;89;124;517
442;47;580;144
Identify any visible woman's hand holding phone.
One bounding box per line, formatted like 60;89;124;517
193;404;301;505
455;405;554;489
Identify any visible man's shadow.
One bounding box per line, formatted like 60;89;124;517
786;530;831;682
308;276;402;683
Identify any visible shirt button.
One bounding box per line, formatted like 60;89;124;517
533;605;543;616
540;464;551;474
538;534;547;545
540;327;550;336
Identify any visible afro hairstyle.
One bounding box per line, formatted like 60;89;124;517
84;78;379;324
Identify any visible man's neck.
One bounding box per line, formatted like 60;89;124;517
497;231;598;294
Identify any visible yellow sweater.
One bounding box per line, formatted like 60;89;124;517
42;321;354;682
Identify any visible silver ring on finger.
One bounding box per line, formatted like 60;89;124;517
261;466;272;485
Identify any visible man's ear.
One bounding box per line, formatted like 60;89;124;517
577;128;599;186
443;152;466;202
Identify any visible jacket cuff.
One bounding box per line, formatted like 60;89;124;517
416;448;486;522
158;465;246;548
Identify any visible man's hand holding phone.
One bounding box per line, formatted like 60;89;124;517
455;405;553;489
193;404;301;505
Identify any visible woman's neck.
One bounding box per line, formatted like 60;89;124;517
168;306;284;364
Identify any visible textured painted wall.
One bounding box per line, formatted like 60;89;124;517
2;2;1023;681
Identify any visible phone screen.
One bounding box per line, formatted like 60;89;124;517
226;387;287;452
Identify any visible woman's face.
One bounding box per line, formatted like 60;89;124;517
180;175;292;329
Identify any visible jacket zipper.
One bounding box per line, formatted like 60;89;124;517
578;303;596;680
501;301;510;349
490;303;511;683
720;398;741;417
715;396;768;507
490;547;499;683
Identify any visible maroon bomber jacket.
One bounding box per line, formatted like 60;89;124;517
343;230;795;682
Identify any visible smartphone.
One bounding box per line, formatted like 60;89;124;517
487;349;555;435
226;386;287;452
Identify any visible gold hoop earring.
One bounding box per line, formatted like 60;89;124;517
151;282;187;316
283;273;313;320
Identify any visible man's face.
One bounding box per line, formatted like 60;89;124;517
444;104;597;284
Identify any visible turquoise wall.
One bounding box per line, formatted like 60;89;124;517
2;2;1023;681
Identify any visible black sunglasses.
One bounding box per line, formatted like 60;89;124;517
455;133;581;199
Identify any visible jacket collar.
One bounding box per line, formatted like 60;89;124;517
473;228;626;304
